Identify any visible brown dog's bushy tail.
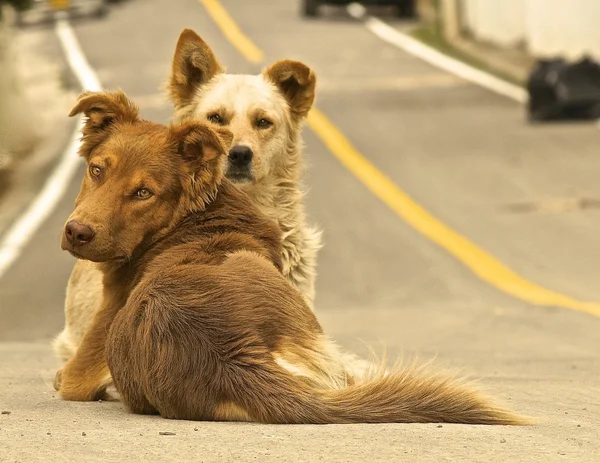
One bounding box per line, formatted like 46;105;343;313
228;359;528;425
321;366;527;425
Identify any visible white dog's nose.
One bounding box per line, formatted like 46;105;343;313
229;145;253;167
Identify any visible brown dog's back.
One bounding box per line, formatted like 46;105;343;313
108;240;526;424
108;249;318;419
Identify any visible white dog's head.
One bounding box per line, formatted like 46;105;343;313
168;29;316;185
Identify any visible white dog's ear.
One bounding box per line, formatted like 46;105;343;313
168;29;224;108
263;60;316;119
69;90;139;158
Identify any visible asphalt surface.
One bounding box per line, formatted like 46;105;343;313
1;0;600;461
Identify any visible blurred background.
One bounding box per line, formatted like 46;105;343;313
0;0;599;459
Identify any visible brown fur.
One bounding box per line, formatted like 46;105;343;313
57;90;527;425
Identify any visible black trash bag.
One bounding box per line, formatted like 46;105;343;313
527;56;600;121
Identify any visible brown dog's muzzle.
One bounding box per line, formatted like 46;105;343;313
64;220;96;247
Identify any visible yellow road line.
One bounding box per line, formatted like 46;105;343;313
198;0;600;318
307;110;600;317
199;0;264;63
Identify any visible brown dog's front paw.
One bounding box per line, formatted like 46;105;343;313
53;369;63;391
59;380;105;402
57;366;111;402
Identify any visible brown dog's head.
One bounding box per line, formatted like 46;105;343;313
61;90;230;263
168;29;316;184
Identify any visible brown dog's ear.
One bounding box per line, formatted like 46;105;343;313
168;29;224;108
263;60;316;119
170;122;230;212
69;90;139;129
173;122;228;163
211;126;234;152
69;90;139;156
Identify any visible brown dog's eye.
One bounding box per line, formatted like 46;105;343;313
256;118;273;129
89;165;102;177
135;189;152;199
207;114;225;125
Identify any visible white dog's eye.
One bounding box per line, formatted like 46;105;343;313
207;114;225;125
256;118;273;129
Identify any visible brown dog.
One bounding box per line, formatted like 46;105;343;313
56;90;525;425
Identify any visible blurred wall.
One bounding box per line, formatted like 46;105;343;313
461;0;526;47
457;0;600;59
526;0;600;59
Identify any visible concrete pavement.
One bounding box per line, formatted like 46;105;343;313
1;0;599;461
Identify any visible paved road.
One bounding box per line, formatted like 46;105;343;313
1;0;599;461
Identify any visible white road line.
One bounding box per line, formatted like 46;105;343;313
55;18;102;91
347;4;527;104
0;19;101;281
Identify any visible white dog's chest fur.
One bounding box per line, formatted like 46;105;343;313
240;180;322;309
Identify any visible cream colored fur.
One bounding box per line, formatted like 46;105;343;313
274;337;357;390
53;260;102;362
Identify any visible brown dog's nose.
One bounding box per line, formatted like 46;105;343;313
65;220;95;246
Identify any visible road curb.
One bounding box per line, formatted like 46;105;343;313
444;35;534;87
